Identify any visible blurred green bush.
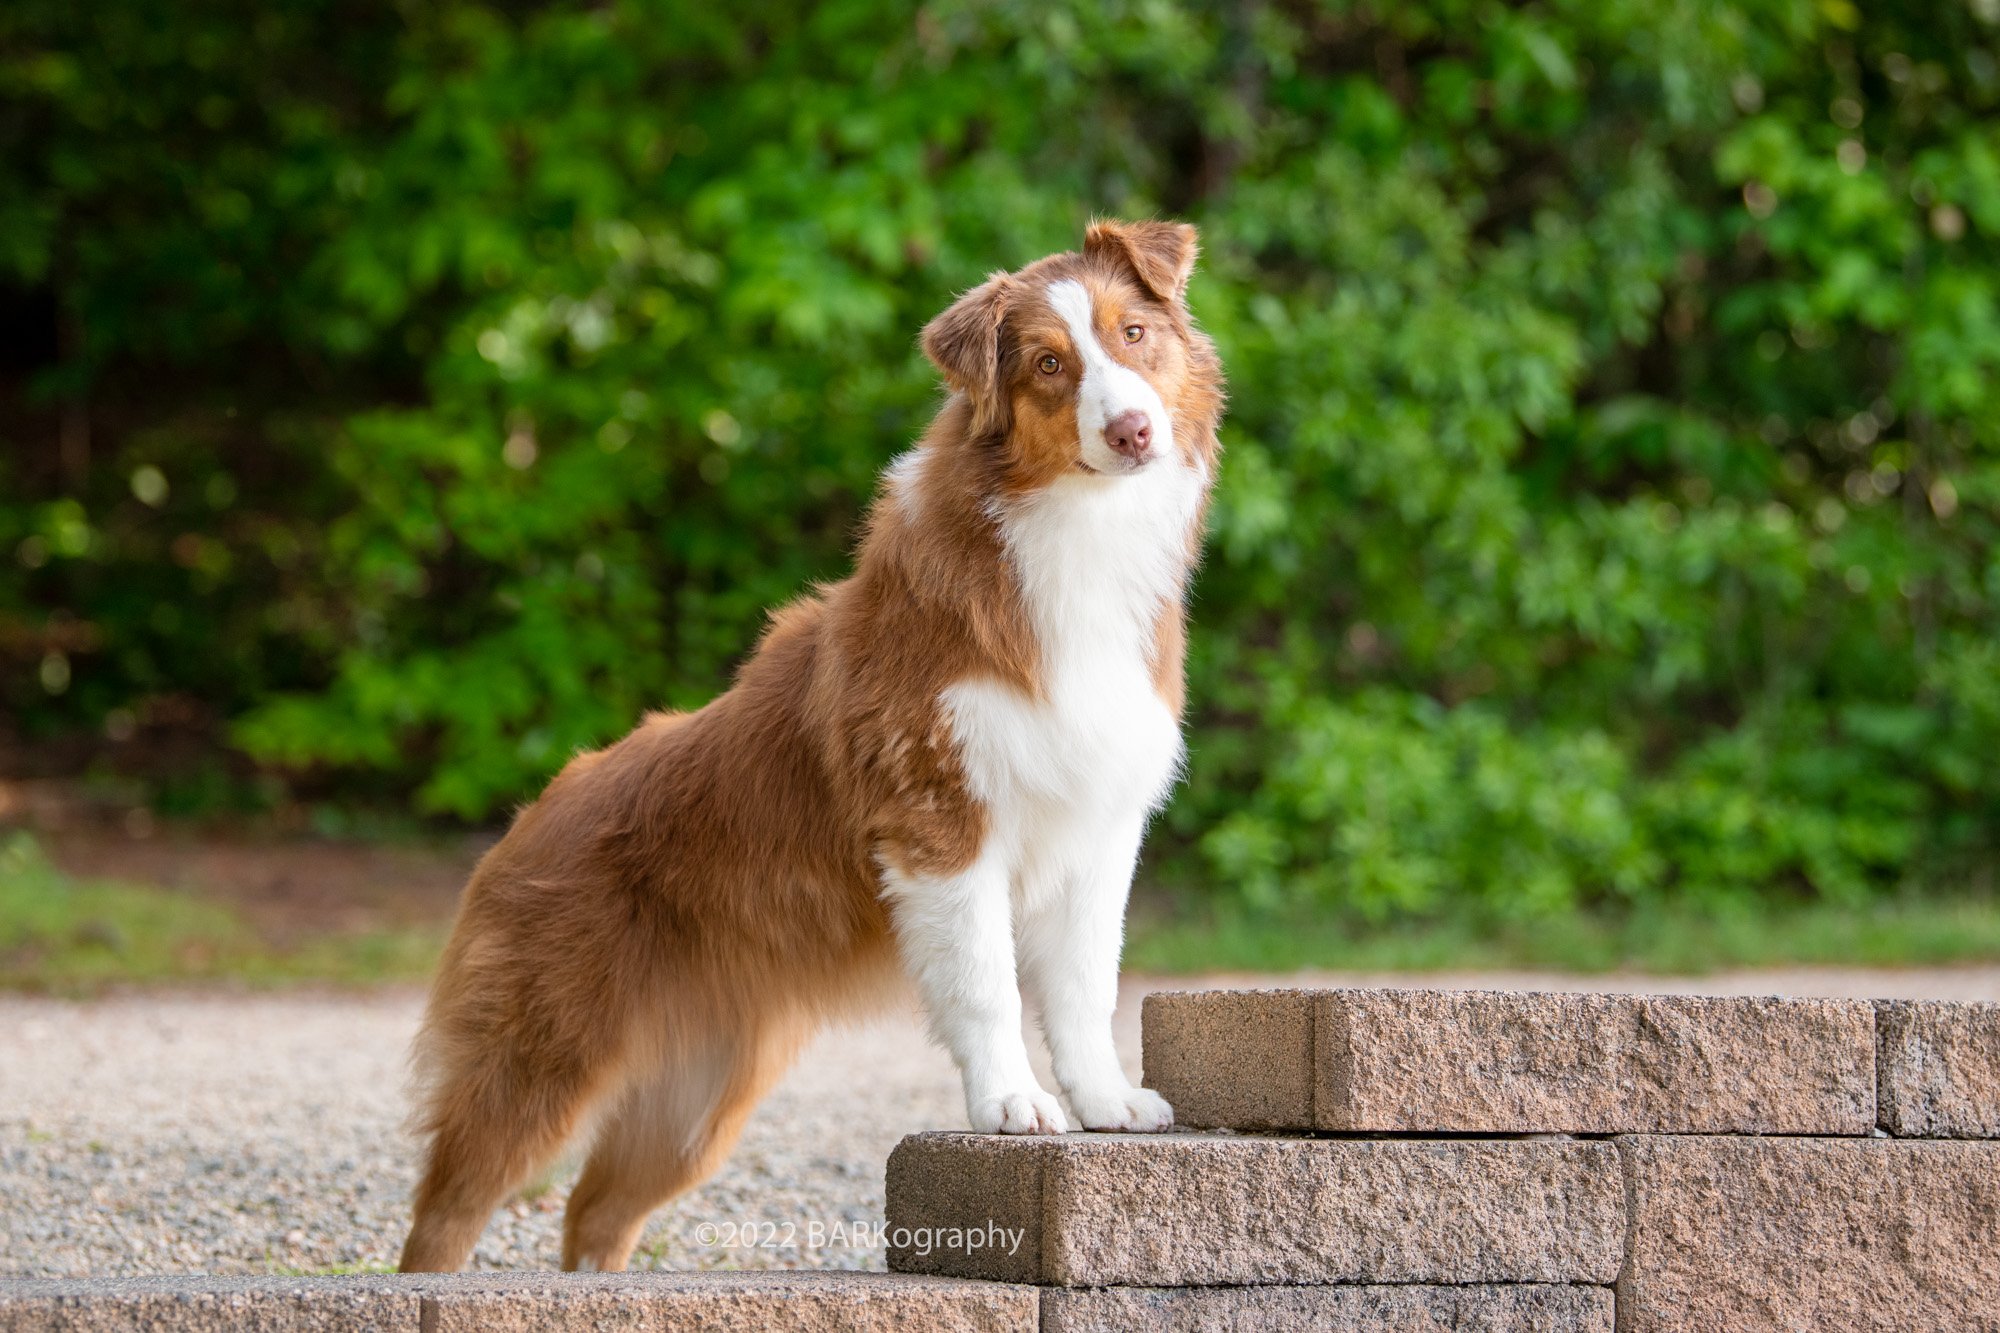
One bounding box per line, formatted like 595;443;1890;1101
4;0;1998;922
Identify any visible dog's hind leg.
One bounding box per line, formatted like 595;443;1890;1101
560;1018;802;1272
399;921;646;1276
398;1033;627;1273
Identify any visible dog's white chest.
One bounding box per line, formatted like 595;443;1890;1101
942;463;1201;823
944;648;1183;820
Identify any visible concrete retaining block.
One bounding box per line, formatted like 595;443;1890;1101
1040;1283;1614;1332
0;1273;1038;1333
416;1272;1036;1332
1142;988;1316;1129
885;1131;1624;1287
1876;999;2000;1138
0;1277;419;1333
1617;1135;2000;1332
1144;987;1876;1134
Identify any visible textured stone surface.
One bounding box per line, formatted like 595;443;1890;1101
1042;1284;1613;1332
1877;998;2000;1137
417;1272;1038;1332
1145;988;1876;1134
0;1274;1037;1333
1141;989;1314;1129
1618;1135;2000;1332
886;1131;1623;1287
880;1133;1049;1284
0;1277;419;1332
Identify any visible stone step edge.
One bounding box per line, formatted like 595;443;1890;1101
885;1130;1627;1287
0;1274;1617;1333
1140;988;1998;1137
0;1273;1034;1333
1044;1283;1614;1332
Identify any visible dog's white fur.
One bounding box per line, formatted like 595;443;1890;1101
1046;278;1178;476
883;279;1204;1134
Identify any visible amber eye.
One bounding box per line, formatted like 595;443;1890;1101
1123;324;1145;344
1037;354;1061;374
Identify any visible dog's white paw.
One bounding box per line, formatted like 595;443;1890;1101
1069;1085;1174;1132
970;1088;1070;1135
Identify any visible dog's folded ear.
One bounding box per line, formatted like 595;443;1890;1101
922;272;1011;420
1085;219;1199;305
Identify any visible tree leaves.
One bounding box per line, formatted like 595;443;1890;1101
6;0;2000;915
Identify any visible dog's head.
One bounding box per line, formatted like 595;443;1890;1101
922;220;1223;488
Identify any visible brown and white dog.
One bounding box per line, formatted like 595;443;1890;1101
398;219;1225;1273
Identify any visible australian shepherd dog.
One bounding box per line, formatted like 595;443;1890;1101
398;219;1226;1272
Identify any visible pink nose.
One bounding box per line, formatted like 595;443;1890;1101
1104;410;1153;461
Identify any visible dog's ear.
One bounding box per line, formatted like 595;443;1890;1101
1085;218;1199;305
922;272;1011;413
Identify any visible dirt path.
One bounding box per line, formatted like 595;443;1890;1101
4;965;1995;1277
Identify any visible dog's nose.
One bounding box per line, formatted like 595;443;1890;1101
1104;410;1153;461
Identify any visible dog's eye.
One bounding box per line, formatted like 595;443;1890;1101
1123;324;1144;344
1038;354;1061;375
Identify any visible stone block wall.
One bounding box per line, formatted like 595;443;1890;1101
888;988;2000;1332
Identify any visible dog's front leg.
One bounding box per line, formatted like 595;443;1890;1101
884;849;1068;1135
1019;815;1174;1132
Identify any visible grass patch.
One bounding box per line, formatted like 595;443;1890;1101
10;824;1998;988
1126;894;2000;975
0;832;444;993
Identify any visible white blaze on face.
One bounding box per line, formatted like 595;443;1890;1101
1044;278;1174;473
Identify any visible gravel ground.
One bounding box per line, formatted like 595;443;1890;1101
3;965;1996;1278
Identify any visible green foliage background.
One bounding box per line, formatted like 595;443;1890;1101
5;0;2000;925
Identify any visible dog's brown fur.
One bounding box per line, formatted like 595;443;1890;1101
398;220;1224;1273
